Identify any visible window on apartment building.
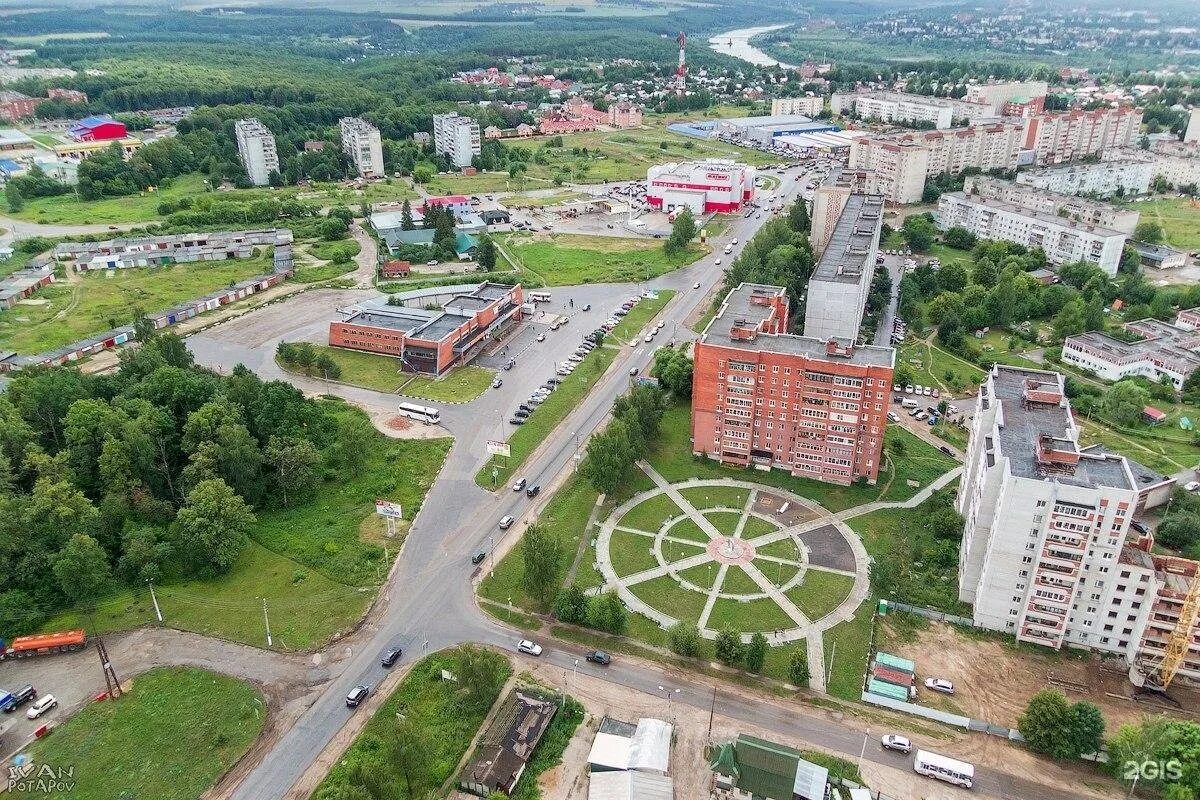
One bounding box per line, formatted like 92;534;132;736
1140;574;1150;582
1127;614;1137;622
1008;621;1016;629
1030;529;1039;537
1117;584;1126;592
1131;601;1141;609
1108;611;1118;618
1026;543;1036;551
1012;596;1021;603
772;366;779;374
1120;571;1130;579
1010;608;1019;615
1016;583;1025;590
1101;637;1110;645
1123;628;1133;636
1022;556;1033;564
1036;500;1047;507
1086;606;1097;614
1103;624;1113;632
1118;640;1128;648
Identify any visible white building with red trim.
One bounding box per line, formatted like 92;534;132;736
646;159;756;214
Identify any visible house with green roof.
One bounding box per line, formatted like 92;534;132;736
380;227;478;259
709;734;828;800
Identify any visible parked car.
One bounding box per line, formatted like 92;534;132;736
499;515;515;530
887;412;900;423
509;416;525;425
25;694;56;720
491;377;503;389
582;303;591;311
586;650;612;665
346;685;370;708
381;648;403;668
693;282;701;289
471;551;487;565
513;478;527;492
904;385;914;394
536;333;545;342
924;677;955;695
516;639;543;656
526;485;541;498
881;734;912;754
1;685;36;713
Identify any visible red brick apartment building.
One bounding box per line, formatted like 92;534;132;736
329;282;522;375
692;284;895;485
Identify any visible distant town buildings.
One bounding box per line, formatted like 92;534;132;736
832;90;994;129
234;118;279;187
963;80;1049;114
692;283;894;486
338;117;384;179
963;175;1140;234
957;365;1197;683
0;90;37;120
645;159;756;214
46;87;87;104
804;193;884;341
1016;155;1155;198
52;229;289;271
935;192;1127;276
770;96;824;118
433;112;481;169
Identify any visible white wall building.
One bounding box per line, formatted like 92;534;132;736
963;175;1140;234
958;366;1197;682
1061;317;1200;390
964;80;1049;112
234;118;279;187
646;159;756;213
432;112;481;168
1147;150;1200;190
1184;108;1200;144
832;90;992;130
770;96;824;118
846;139;929;204
1016;157;1154;198
338;117;384;179
803;194;883;341
936;192;1128;276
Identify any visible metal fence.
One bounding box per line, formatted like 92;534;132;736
885;601;976;628
859;691;972;728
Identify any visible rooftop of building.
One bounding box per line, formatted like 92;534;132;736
812;193;883;285
1131;240;1185;259
840;89;986;109
1067;318;1200;371
0;128;33;146
940;192;1126;238
701;283;894;367
986;365;1134;490
717;114;817;128
343;307;437;333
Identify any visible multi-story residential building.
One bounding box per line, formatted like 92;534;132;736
936;192;1127;276
957;366;1196;682
963;175;1139;234
770;96;824;118
964;80;1049;114
1184;108;1200;144
811;172;889;255
692;283;894;486
845;139;929;203
234;118;279;187
432;112;481;168
1022;107;1143;165
831;90;993;129
0;90;38;120
804;194;883;341
1144;148;1200;190
1016;155;1154;198
338;117;384;179
1061;316;1200;390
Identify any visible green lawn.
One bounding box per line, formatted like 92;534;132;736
14;667;263;800
281;344;408;392
475;343;618;487
678;485;749;510
823;597;876;701
706;596;796;633
0;255;274;355
619;492;685;532
666;517;711;544
756;538;800;561
897;338;986;398
786;571;854;620
503;233;706;286
4;173;210;224
1078;417;1199;475
399;365;495;403
609;530;660;577
308;238;362;261
704;510;744;533
628;574;711;622
721;565;768;596
677;562;719;591
742;516;779;538
1139;197;1200;251
314;648;512;800
610;290;675;343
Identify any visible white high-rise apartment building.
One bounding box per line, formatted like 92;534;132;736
832;90;993;130
1022;107;1143;165
803;193;883;341
958;366;1198;683
234;119;279;187
936;192;1127;276
1016;155;1155;198
339;117;384;179
770;96;824;118
432;112;481;168
963;175;1140;234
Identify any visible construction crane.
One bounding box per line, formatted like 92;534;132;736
1131;568;1200;692
675;32;687;96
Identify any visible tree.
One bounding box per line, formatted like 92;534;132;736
1102;380;1152;427
553;583;589;624
264;435;321;507
1053;300;1087;340
901;214;936;252
328;414;374;475
652;347;693;397
456;644;507;708
586;591;627;634
389;716;431;798
664;208;697;255
714;628;744;666
400;199;415;230
172;478;256;577
52;533;112;604
787;649;810;687
668;621;703;657
521;523;562;606
943;226;976;250
1067;701;1105;758
744;632;767;672
1134;221;1165;244
938;310;966;349
788;196;810;233
581;418;636;495
936;261;969;294
1018;690;1076;759
117;525;172;584
476;234;497;271
1156;511;1200;552
5;183;23;213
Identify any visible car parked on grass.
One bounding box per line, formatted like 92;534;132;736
517;639;543;656
925;677;955;695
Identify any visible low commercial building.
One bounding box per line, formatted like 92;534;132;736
1131;241;1187;270
0;266;54;310
587;717;672;775
53;229;290;271
963;175;1140;234
67;114;127;142
935;192;1127;276
53;138;143;161
329;282;522;375
1016;156;1155;198
770;96;824;118
713;115;838;146
458;691;556;797
378;228;478;259
646;159;756;214
832;90;993;129
1061;316;1200;390
710;735;829;800
804;193;883;340
957;366;1195;682
0;128;34;153
693;283;894;485
338;117;384;179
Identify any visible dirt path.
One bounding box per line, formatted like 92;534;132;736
348;222;379;288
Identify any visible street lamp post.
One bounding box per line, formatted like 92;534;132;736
564;658;579;709
657;685;680;721
858;728;870;776
489;535;496;578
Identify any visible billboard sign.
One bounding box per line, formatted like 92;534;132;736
375;500;404;519
486;440;511;457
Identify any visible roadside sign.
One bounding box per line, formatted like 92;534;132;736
375;500;404;519
486;440;511;457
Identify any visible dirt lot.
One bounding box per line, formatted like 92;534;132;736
879;618;1200;731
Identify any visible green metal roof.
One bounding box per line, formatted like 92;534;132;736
730;735;799;800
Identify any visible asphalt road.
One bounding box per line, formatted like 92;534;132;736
209;166;1099;800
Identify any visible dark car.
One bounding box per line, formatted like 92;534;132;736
381;648;403;668
518;404;533;414
509;416;526;425
585;650;611;665
1131;520;1149;535
346;684;370;708
939;445;954;455
1;684;36;713
514;408;530;419
472;551;487;565
502;360;515;371
526;485;541;498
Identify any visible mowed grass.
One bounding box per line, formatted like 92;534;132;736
628;574;711;623
611;290;675;343
619;492;684;532
706;596;796;633
505;233;706;285
823;597;876;700
608;530;659;577
1140;197;1200;251
15;667;263;800
399;365;495;403
280;344;407;392
3;173;210;224
786;570;854;620
0;255;273;355
678;485;749;510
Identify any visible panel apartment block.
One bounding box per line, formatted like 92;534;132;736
432;112;481;169
1022;107;1143;165
692;283;894;486
832;90;993;130
1016;156;1154;198
234;118;279;187
771;97;825;118
339;117;385;179
935;192;1127;276
804;194;883;341
963;175;1139;234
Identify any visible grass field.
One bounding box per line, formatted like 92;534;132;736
677;485;749;510
281;344;407;392
786;571;853;620
823;597;875;701
897;338;987;397
503;233;705;286
399;365;494;403
1138;197;1200;251
15;667;263;800
0;254;274;355
620;493;685;532
5;173;210;225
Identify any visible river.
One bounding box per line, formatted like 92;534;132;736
707;24;794;69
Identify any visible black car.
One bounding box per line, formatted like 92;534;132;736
2;684;37;712
381;648;402;668
472;551;487;565
518;404;533;414
514;409;530;419
585;650;611;665
346;684;370;708
1131;520;1149;535
526;485;541;498
939;445;954;455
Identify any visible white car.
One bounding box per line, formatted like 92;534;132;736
656;321;666;330
693;282;701;289
924;677;955;695
516;639;543;656
1187;481;1200;492
714;258;722;266
492;377;503;389
643;334;653;343
536;333;545;342
922;386;933;396
731;238;739;245
498;515;515;530
26;694;56;720
887;412;900;423
881;734;911;754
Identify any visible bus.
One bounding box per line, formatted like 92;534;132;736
913;750;974;790
397;402;441;425
529;291;552;303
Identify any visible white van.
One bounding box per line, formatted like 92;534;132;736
901;398;919;409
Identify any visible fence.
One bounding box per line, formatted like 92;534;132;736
860;691;1024;741
884;600;977;628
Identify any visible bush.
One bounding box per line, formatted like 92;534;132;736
668;621;704;657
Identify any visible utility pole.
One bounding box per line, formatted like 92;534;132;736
707;684;717;741
86;609;122;698
489;535;496;578
146;579;163;623
262;598;273;647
